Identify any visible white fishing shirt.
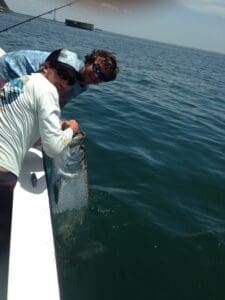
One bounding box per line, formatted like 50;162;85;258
0;73;73;176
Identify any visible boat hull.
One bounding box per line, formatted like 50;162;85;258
7;148;61;300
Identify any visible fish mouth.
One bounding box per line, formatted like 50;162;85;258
69;131;86;153
71;131;86;144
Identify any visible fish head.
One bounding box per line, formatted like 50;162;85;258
55;131;87;175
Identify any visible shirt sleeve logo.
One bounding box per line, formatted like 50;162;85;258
0;78;25;110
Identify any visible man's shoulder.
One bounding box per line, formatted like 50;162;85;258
30;72;54;86
6;49;49;59
29;73;57;96
0;50;50;80
2;50;49;70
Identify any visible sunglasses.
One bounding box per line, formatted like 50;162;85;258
54;65;76;86
92;63;107;82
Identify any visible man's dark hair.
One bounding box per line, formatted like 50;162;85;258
84;49;119;82
39;49;62;72
45;49;62;64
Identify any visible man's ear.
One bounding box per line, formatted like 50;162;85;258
41;61;50;74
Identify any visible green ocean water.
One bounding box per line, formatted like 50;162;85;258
1;12;225;300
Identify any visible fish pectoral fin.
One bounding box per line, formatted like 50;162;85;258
54;178;62;204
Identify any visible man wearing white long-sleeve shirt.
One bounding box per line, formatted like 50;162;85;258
0;49;79;246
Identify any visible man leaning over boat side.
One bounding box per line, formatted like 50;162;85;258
0;48;119;107
0;49;80;248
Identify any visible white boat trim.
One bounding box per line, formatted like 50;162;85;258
7;148;60;300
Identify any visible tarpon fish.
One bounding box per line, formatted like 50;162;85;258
49;131;88;214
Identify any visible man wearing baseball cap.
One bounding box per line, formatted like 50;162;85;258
0;48;80;232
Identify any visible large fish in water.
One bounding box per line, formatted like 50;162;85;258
43;132;89;300
46;131;88;214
